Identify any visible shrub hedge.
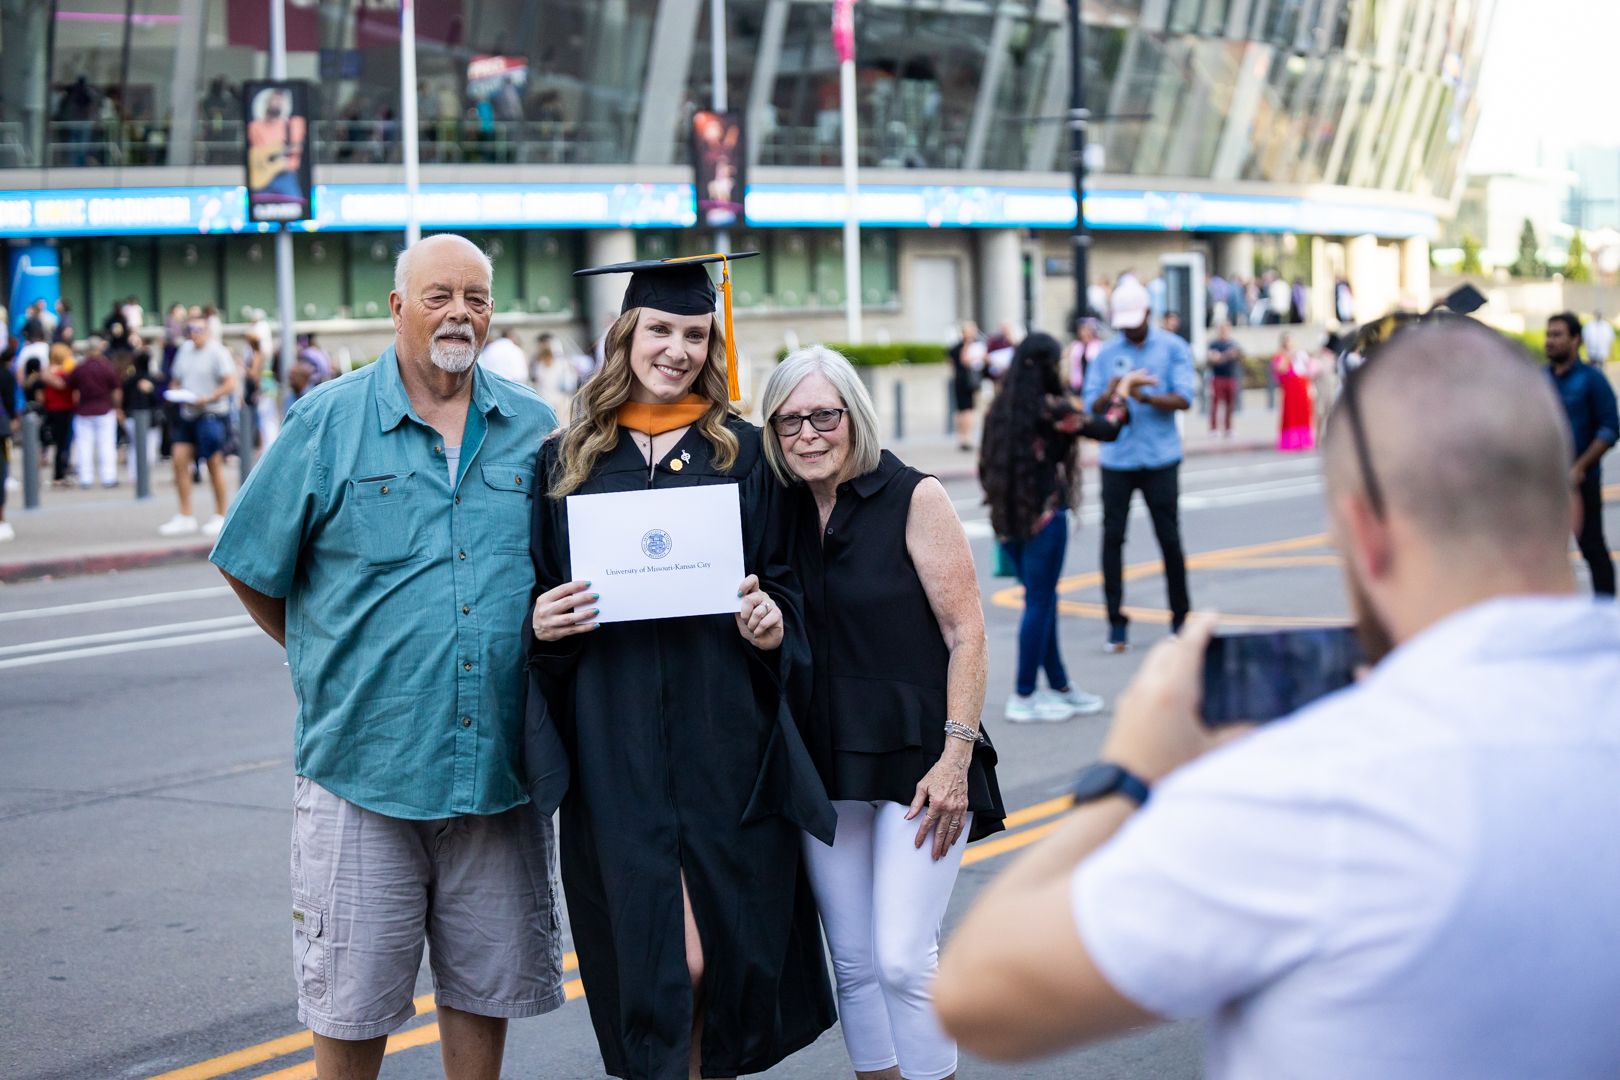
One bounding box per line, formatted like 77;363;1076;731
773;342;950;366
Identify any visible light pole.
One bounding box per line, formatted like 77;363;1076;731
1067;0;1089;324
711;0;729;257
401;0;420;248
835;0;860;344
270;0;295;412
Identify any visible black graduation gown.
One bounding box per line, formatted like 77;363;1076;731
526;417;837;1080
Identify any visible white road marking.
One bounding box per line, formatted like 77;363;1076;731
0;615;256;657
0;626;264;669
0;586;235;624
957;473;1325;535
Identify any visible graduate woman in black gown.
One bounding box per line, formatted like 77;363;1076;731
525;254;836;1080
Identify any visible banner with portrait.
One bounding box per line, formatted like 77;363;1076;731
691;111;745;228
243;81;312;223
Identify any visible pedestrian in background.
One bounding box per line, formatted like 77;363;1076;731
53;298;74;344
1206;321;1241;438
1081;278;1197;652
949;320;986;451
1544;312;1616;596
45;343;120;488
41;343;77;487
984;332;1143;719
1582;312;1615;364
1066;318;1102;394
121;346;162;481
0;353;15;543
1273;333;1316;452
477;326;530;385
936;320;1620;1080
763;345;1005;1080
531;332;577;422
158;319;236;538
212;234;563;1080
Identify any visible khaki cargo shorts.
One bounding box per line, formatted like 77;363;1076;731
290;776;565;1040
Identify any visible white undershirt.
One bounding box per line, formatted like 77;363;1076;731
443;444;461;489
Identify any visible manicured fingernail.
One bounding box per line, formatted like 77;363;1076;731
589;593;599;601
587;609;599;617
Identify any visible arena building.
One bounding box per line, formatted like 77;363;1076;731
1;0;1489;370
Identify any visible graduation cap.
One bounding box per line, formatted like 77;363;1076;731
1435;282;1487;316
574;251;761;401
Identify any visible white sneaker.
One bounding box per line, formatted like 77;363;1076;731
201;514;225;538
1005;692;1075;723
1050;685;1106;715
158;514;199;537
0;521;14;543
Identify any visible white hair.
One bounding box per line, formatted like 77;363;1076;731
393;235;494;296
759;345;882;485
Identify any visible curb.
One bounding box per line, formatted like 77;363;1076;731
1;439;1282;584
0;543;214;585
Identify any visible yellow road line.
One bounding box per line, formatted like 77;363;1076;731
154;800;1083;1080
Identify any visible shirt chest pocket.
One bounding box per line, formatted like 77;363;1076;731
348;471;427;570
480;462;534;555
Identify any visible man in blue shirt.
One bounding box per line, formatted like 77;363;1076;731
212;234;563;1079
1546;312;1617;596
1082;277;1198;650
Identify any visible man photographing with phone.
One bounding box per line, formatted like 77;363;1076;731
936;321;1620;1078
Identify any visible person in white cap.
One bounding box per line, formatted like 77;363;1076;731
1079;276;1196;652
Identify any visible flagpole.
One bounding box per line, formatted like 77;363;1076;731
270;0;295;412
835;0;860;344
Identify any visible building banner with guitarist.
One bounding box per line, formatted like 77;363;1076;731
243;81;312;223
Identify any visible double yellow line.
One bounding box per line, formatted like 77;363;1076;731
145;799;1077;1080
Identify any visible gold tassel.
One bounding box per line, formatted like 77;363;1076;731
720;255;740;401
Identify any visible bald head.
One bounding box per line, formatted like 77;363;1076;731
1324;321;1572;556
389;233;495;378
394;233;493;296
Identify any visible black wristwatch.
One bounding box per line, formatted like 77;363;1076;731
1071;762;1151;808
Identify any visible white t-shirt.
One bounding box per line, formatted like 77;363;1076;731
478;337;530;385
170;340;236;417
1073;596;1620;1080
443;444;461;489
1583;319;1614;363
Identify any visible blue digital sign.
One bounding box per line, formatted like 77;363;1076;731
0;186;257;237
310;183;697;230
744;183;1438;239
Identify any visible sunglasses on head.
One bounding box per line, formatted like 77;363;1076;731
769;408;847;437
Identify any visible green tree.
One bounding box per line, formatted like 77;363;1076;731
1460;233;1484;275
1563;230;1591;282
1511;218;1545;278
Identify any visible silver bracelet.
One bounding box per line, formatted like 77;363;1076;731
944;720;979;744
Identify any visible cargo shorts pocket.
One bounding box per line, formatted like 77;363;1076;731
292;891;331;1005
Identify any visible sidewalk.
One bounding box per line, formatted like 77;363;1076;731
0;392;1285;584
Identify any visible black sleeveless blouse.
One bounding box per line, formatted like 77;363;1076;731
793;450;1005;842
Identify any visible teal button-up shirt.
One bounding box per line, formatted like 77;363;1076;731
211;346;557;819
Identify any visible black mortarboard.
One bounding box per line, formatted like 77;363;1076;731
1437;282;1487;316
574;252;761;400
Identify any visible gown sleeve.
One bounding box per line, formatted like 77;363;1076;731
736;440;838;845
520;436;573;816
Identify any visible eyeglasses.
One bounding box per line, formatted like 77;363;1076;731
769;408;847;437
1339;357;1386;520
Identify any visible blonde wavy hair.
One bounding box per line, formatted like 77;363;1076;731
548;307;739;497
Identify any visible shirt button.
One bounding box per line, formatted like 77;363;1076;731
434;445;442;453
454;496;460;505
379;485;389;495
462;717;472;727
459;551;466;560
462;605;470;615
463;661;472;671
515;476;522;485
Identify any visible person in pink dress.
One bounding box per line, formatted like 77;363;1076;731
1272;333;1315;452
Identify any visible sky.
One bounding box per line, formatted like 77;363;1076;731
1465;0;1620;174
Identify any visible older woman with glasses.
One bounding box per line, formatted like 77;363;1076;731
762;345;1004;1080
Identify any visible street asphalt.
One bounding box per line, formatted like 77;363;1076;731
3;447;1612;1080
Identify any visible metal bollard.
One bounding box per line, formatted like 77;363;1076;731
945;378;954;436
237;402;257;485
893;379;904;441
21;410;41;509
1265;359;1276;410
133;408;152;500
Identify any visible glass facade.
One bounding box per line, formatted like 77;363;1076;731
1;0;1486;203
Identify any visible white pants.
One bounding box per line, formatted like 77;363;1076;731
73;412;118;487
802;800;971;1080
256;395;281;451
123;417;161;481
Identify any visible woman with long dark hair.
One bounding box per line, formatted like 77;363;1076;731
979;331;1144;723
526;256;835;1080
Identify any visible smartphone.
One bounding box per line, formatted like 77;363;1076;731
1201;627;1362;726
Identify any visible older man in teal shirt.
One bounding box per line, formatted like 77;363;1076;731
212;234;560;1080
